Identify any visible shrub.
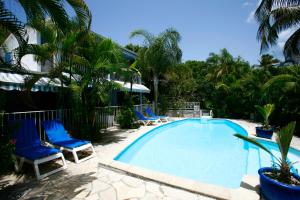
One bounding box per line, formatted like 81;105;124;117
0;112;15;174
117;107;136;129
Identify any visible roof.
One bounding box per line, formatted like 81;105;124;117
91;31;137;60
114;80;150;93
0;72;62;92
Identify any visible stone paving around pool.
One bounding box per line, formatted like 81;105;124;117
1;118;299;200
23;158;214;200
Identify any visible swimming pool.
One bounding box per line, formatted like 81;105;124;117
115;119;300;188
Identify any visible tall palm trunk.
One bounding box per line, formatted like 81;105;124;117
153;73;159;113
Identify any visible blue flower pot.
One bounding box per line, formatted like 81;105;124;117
256;127;273;139
258;167;300;200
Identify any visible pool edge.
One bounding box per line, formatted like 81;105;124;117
98;118;265;200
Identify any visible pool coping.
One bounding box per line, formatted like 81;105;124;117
98;118;299;200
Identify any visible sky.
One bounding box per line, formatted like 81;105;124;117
4;0;294;65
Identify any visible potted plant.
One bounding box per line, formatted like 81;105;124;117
235;121;300;200
255;104;275;139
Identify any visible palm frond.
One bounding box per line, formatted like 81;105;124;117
276;121;296;162
0;1;27;46
255;0;273;22
255;105;268;121
130;29;155;46
255;0;300;52
262;74;296;90
283;28;300;61
234;133;277;161
66;0;91;29
18;0;70;32
271;7;300;32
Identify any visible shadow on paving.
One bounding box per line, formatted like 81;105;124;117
93;129;127;145
0;170;98;200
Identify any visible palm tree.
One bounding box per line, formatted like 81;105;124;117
0;0;91;73
69;33;123;138
130;28;182;112
15;0;91;31
259;54;280;69
206;48;235;80
0;1;27;71
255;0;300;63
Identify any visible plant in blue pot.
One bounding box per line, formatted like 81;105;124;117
255;104;275;139
235;122;300;200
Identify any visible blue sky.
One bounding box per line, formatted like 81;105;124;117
85;0;263;64
4;0;291;64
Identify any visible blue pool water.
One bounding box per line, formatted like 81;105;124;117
115;119;300;188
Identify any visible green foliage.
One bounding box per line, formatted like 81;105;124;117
125;44;142;53
68;35;124;140
117;108;136;129
0;109;15;174
255;104;275;129
117;94;137;129
255;0;300;62
153;49;300;137
130;28;182;112
234;122;297;184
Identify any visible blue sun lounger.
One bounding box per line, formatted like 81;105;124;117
42;120;96;163
145;107;169;122
134;110;161;125
12;119;67;180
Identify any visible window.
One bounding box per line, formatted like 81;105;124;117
4;52;12;64
41;36;47;44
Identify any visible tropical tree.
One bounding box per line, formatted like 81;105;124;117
255;0;300;62
259;54;280;69
124;43;142;53
130;28;182;112
14;0;90;31
69;33;124;139
0;0;91;73
0;1;27;71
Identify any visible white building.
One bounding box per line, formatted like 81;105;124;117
1;26;44;72
0;26;149;102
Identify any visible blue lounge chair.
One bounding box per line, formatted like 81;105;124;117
134;110;161;125
42;120;96;163
145;107;169;122
12;119;67;180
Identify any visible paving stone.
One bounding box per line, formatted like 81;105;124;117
142;192;159;200
145;182;164;197
160;185;198;200
125;186;146;199
91;180;111;193
2;120;265;200
122;176;144;187
107;172;125;183
85;193;100;200
99;187;117;200
196;194;215;200
112;180;147;199
74;183;92;199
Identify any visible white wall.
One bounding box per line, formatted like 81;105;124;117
3;26;42;72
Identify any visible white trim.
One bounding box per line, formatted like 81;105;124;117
159;117;169;122
137;118;162;126
13;152;67;180
50;143;96;164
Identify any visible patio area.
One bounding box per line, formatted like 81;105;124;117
1;119;300;200
0;121;214;200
